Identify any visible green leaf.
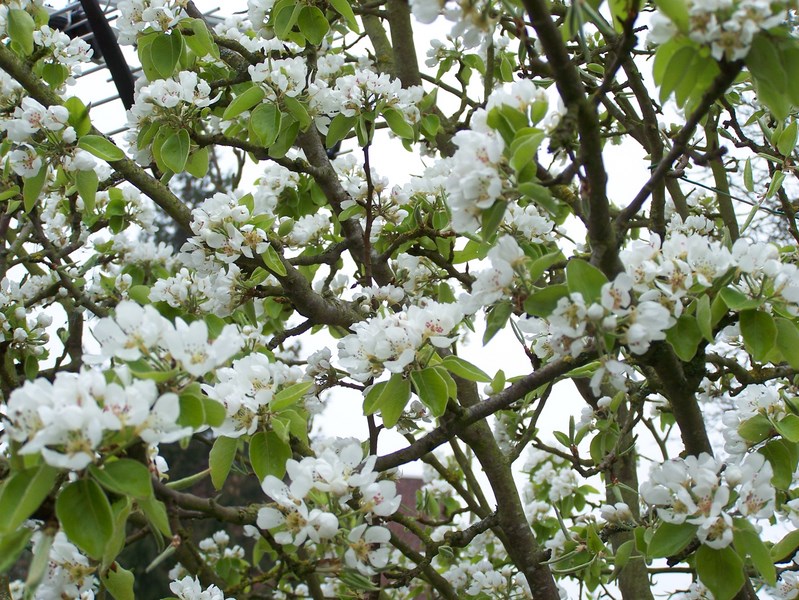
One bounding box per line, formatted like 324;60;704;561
566;258;608;303
185;18;216;57
510;129;545;174
261;244;287;276
739;309;777;362
23;162;48;214
138;497;171;537
56;479;114;560
151;31;182;79
696;295;713;342
185;146;209;178
65;96;91;136
250;103;282;146
0;464;58;533
326;113;356;147
778;121;798;156
440;355;491;382
102;498;132;570
747;35;790;119
743;158;754;193
363;373;411;429
737;414;773;443
209;436;238;490
89;459;154;499
666;314;703;361
272;381;314;411
659;45;696;104
283;95;312;129
297;5;329;45
483;301;513;345
654;0;689;31
524;284;569;317
160;129;190;173
249;431;292;482
75;168;98;213
8;9;35;55
695;545;745;600
101;563;135;600
733;518;776;586
329;0;360;30
775;317;799;369
25;528;52;591
274;2;303;39
771;528;799;562
203;397;226;427
223;85;266;120
776;414;799;443
0;527;34;573
647;522;697;558
78;135;126;161
382;107;414;140
479;200;506;242
719;287;760;311
760;438;798;490
410;367;452;417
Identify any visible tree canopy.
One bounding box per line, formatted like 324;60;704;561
1;0;799;598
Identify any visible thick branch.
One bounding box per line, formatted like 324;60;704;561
522;0;621;277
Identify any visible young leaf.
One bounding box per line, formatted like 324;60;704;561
23;163;48;213
739;309;777;363
363;373;411;428
566;258;608;303
261;244;288;276
329;0;360;30
0;464;58;533
185;146;210;178
56;479;114;560
151;31;182;79
382;107;415;140
101;563;135;600
89;459;154;499
250;103;282;146
75;169;98;213
8;9;35;55
223;85;266;121
78;135;126;161
440;355;491;382
483;301;513;345
209;436;238;490
0;528;34;573
695;545;745;600
646;522;697;558
160;129;190;174
249;431;292;481
297;5;329;45
410;367;451;417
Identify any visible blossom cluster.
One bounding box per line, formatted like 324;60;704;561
649;0;788;59
257;439;400;575
337;300;463;382
311;68;424;125
409;0;496;49
414;79;559;233
640;452;775;549
202;352;305;438
3;301;243;469
116;0;185;44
